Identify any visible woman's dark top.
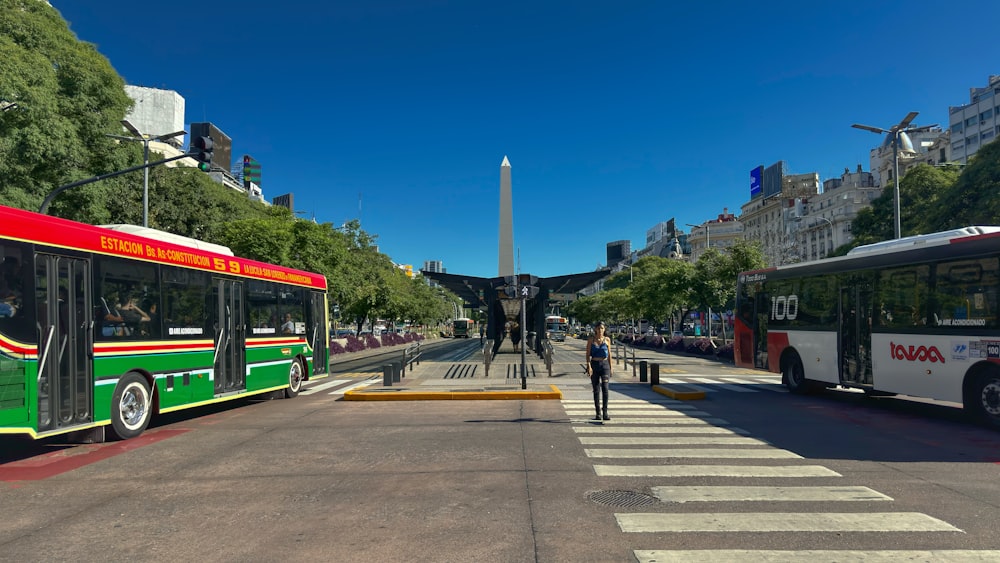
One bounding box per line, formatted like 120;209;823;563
590;339;609;360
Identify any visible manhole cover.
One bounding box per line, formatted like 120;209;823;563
588;490;657;507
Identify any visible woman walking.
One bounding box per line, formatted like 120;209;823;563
585;322;613;420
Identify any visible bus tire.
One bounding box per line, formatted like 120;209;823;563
284;358;304;398
110;373;152;440
782;353;809;394
967;371;1000;428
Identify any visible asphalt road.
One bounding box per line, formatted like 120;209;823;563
2;338;1000;562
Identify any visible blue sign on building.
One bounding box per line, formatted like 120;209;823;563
750;166;763;199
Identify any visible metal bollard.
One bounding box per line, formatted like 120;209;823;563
383;364;393;386
650;363;660;386
639;360;647;383
392;361;402;383
632;346;637;379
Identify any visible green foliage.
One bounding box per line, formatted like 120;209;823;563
933;139;1000;228
0;0;136;212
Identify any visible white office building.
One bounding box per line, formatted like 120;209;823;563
949;74;1000;164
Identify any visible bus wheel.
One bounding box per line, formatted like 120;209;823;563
284;359;304;398
968;372;1000;428
110;373;152;440
783;354;809;394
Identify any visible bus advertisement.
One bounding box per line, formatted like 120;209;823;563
0;204;329;440
734;226;1000;427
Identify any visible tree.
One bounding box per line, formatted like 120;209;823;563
844;162;962;252
932;139;1000;228
690;240;766;340
630;257;694;331
0;0;138;217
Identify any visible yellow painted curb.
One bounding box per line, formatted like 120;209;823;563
652;384;706;400
343;384;563;401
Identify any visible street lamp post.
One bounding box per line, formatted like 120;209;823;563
852;112;937;240
685;222;712;339
108;119;186;227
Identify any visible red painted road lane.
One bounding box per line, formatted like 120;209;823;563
0;429;188;482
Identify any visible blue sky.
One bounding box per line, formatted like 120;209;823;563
55;1;998;279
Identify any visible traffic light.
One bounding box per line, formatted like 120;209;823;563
191;136;213;171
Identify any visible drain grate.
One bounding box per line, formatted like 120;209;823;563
588;490;657;508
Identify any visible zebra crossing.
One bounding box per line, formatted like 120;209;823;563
300;374;378;396
563;397;1000;561
656;374;787;393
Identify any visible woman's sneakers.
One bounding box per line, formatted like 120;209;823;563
602;412;611;421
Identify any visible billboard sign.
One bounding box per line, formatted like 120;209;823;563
762;161;786;199
750;166;763;199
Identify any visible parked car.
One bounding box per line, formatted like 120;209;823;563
335;328;356;338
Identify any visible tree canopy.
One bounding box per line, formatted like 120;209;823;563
0;1;459;330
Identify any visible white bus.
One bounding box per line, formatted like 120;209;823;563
735;226;1000;428
544;315;568;342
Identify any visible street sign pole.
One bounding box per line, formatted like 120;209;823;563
520;285;527;389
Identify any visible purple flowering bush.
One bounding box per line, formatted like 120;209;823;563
715;342;734;362
685;338;716;355
364;334;380;349
381;332;406;346
330;340;346;355
344;335;367;352
664;336;686;351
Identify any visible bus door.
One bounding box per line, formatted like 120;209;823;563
35;254;92;433
839;280;874;386
212;279;245;395
308;291;328;376
754;290;770;370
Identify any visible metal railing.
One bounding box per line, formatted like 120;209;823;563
401;341;421;377
483;338;494;377
541;339;554;377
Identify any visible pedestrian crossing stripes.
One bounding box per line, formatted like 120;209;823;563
594;464;841;477
649;485;893;503
658;376;787;393
616;512;962;533
564;409;713;417
301;376;377;396
632;550;1000;563
579;436;767;445
560;378;981;558
575;417;732;425
585;448;801;459
574;426;750;435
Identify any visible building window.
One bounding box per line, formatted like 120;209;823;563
951;122;964;134
983;130;995;141
966;117;978;127
982;108;994;121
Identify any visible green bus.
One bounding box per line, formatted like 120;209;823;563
0;204;329;440
453;318;475;338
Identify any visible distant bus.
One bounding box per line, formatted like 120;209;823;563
545;315;568;342
0;204;329;440
453;318;475;338
734;226;1000;427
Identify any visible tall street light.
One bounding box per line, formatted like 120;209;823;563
851;112;936;240
108;119;186;227
686;223;712;339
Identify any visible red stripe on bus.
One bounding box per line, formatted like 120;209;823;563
766;332;790;373
94;342;214;354
0;429;189;481
0;204;326;290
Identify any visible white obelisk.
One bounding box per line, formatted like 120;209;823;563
498;156;514;277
